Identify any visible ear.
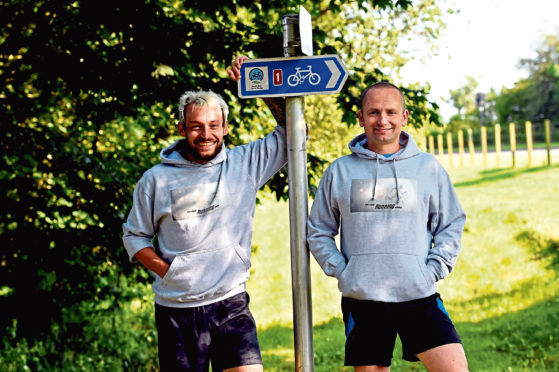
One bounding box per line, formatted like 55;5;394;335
358;110;365;127
177;121;186;137
402;110;409;127
223;121;229;136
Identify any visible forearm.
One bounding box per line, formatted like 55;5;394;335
134;247;170;279
262;97;286;127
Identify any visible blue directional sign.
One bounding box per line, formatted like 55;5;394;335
238;55;348;98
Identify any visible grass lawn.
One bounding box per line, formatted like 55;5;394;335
248;151;559;371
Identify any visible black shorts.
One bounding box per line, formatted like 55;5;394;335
155;292;262;372
342;293;462;367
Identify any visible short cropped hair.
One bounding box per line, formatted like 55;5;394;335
178;90;229;125
359;82;406;113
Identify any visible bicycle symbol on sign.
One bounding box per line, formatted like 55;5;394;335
287;65;321;87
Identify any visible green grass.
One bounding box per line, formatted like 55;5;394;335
248;156;559;371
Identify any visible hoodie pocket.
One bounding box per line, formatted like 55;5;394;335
337;253;434;301
157;243;250;302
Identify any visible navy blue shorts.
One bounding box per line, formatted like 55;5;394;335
155;292;262;372
342;293;462;367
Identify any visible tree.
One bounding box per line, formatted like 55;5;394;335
494;31;559;125
448;76;478;117
445;75;485;132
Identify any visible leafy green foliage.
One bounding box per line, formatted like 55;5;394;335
0;272;158;371
446;75;480;130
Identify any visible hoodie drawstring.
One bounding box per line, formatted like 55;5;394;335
370;156;400;204
370;156;379;201
391;158;400;203
208;163;224;206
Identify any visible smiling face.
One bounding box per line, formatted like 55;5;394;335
178;103;228;164
358;85;409;155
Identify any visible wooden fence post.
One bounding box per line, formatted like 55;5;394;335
428;135;435;155
509;122;516;168
468;128;475;166
526;121;533;167
458;129;464;167
481;126;488;167
437;134;444;162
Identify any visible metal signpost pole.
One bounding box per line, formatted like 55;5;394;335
237;9;346;370
282;13;314;372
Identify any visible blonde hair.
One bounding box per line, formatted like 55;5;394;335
178;90;229;125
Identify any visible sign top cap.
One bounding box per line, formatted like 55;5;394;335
299;6;313;56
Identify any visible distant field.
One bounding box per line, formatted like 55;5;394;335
248;153;559;371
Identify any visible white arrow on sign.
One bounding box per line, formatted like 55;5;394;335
325;60;341;89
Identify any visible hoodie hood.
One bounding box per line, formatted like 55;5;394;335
160;139;227;168
348;131;420;161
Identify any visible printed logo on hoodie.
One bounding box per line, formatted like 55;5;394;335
350;178;418;213
170;182;230;220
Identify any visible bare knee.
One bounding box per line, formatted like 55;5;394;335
355;365;390;372
417;343;468;372
224;364;263;372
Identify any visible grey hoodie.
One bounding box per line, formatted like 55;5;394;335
122;126;287;307
307;131;466;302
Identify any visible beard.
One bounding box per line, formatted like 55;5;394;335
177;139;223;163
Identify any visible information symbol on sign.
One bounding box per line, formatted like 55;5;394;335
273;69;283;86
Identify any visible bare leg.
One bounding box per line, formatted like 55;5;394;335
355;366;390;372
224;364;263;372
417;343;468;372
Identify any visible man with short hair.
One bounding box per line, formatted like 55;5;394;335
123;57;286;372
307;82;469;371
